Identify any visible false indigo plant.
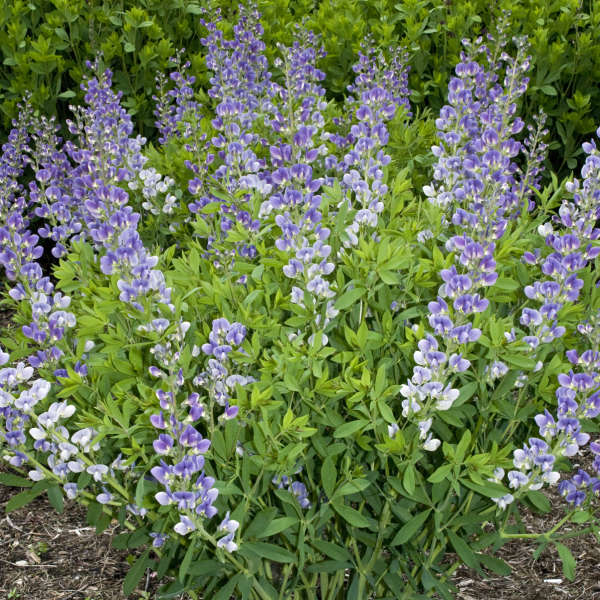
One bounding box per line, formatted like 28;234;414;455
492;127;600;509
188;5;270;264
511;125;600;385
153;49;203;145
3;8;600;600
257;27;339;345
66;59;172;312
396;32;532;451
331;41;410;247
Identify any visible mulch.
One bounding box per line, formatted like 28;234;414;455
1;458;599;600
0;477;155;600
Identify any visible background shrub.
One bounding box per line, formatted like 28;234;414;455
1;0;599;177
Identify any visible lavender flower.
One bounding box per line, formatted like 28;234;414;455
331;41;410;246
65;58;172;312
398;32;532;451
494;308;600;509
153;49;202;144
148;317;252;544
272;469;312;509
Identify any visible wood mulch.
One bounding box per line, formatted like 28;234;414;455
0;474;162;600
1;457;599;600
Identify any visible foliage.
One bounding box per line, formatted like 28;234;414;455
0;0;600;177
0;5;600;600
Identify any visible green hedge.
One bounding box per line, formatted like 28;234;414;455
1;0;599;174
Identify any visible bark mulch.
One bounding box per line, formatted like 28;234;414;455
0;469;165;600
1;454;599;599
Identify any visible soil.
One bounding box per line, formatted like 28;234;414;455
0;473;164;600
1;457;599;600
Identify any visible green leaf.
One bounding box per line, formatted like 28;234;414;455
86;501;102;527
526;490;551;513
447;530;480;570
112;530;148;550
391;509;431;546
46;485;64;514
335;478;371;497
0;473;33;487
334;287;366;310
374;363;387;397
95;511;112;534
123;548;150;596
135;474;146;508
258;517;298;538
187;559;224;576
378;270;401;285
494;277;520;291
242;542;295;563
461;479;508;499
185;3;204;14
156;541;177;579
541;85;557;96
555;542;576;581
427;464;452;483
179;538;195;581
331;501;371;528
321;456;337;499
454;381;478;407
479;554;511;576
377;396;395;423
5;481;50;512
570;510;591;524
306;560;353;573
213;575;239;600
57;90;76;98
333;419;368;438
403;464;416;496
244;507;277;539
503;353;538;370
312;539;352;561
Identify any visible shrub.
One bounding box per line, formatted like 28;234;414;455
0;6;599;599
1;0;600;178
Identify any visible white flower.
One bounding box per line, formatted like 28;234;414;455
488;467;505;483
422;435;441;452
436;386;459;410
15;363;34;382
416;229;434;243
29;427;47;440
492;493;514;510
418;418;432;439
29;469;45;481
542;471;560;485
401;397;422;418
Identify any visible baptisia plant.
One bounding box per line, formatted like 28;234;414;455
491;126;600;510
395;30;533;452
330;40;410;248
0;54;256;570
3;6;600;600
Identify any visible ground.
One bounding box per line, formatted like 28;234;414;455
1;460;599;600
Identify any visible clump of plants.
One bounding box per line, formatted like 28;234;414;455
0;5;599;599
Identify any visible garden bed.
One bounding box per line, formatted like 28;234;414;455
2;463;599;600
